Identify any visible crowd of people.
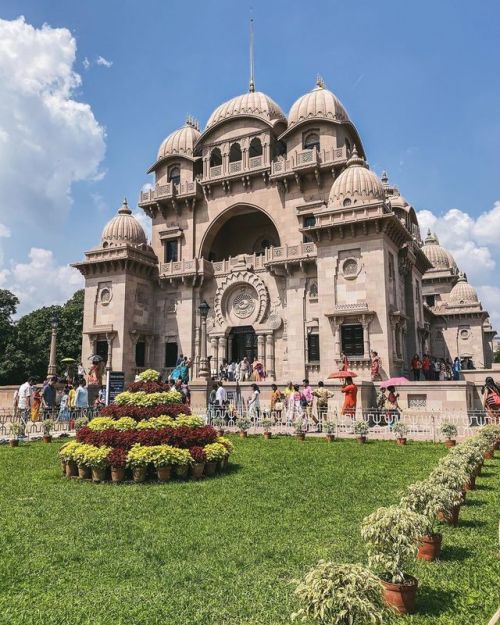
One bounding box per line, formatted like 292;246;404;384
213;357;267;382
408;353;475;381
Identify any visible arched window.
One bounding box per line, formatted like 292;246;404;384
345;138;351;154
229;143;242;163
249;137;263;158
210;147;222;167
168;165;180;185
304;132;320;151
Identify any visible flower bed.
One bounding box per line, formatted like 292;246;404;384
59;369;232;483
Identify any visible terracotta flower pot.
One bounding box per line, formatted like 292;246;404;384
357;436;367;444
445;439;456;448
65;460;78;477
220;456;229;471
191;462;205;479
495;440;499;450
204;461;217;477
296;432;305;441
397;437;407;445
263;431;272;439
381;576;418;614
465;476;476;491
60;460;67;475
484;449;494;460
175;464;189;480
438;505;460;526
9;439;19;448
239;431;248;438
325;434;335;443
111;467;125;483
132;466;147;483
91;467;107;483
417;533;442;561
157;465;172;482
43;435;52;443
78;464;91;480
217;428;225;436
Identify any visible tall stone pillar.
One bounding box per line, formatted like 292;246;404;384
332;320;341;360
362;316;371;358
194;326;200;377
47;322;58;377
198;315;209;379
257;334;265;363
265;333;275;380
219;336;227;365
227;334;233;363
211;337;218;374
106;333;115;371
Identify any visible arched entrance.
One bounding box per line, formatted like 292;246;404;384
229;326;257;364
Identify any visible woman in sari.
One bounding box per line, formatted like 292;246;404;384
341;377;358;417
31;388;42;421
252;358;265;381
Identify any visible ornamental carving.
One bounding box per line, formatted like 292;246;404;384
214;271;269;326
232;288;257;319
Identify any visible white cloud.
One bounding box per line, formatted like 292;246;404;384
0;17;106;230
96;55;113;68
0;223;10;238
133;211;152;243
0;247;83;316
82;56;90;70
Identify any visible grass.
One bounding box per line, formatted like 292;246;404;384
0;437;498;625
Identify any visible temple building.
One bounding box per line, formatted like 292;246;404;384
73;77;495;384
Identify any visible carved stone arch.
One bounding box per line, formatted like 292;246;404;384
214;271;269;326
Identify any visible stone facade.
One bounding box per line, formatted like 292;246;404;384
73;79;495;384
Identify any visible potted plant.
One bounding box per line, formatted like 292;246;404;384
361;505;429;613
42;418;55;443
108;448;127;483
292;561;387;625
172;447;192;479
73;443;92;480
440;422;458;448
294;417;306;441
217;436;233;471
59;440;80;476
204;442;226;476
393;422;408;445
8;422;25;447
354;420;369;443
236;416;251;438
213;415;225;437
429;465;468;526
150;444;177;482
261;417;272;439
323;420;335;443
189;446;206;479
126;444;151;483
400;479;462;561
479;424;499;458
74;416;89;431
83;445;111;482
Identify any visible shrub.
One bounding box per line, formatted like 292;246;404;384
137;368;161;382
361;505;430;583
175;415;205;428
59;440;81;461
148;445;182;468
126;444;153;469
99;403;189;421
170;447;192;466
42;418;55;435
127;381;171;394
400;479;463;534
113;417;137;431
114;390;182;407
189;446;206;464
479;424;500;446
107;447;127;468
429;463;469;492
353;420;369;436
217;436;234;454
76;444;112;469
440;422;458;439
236;416;251;432
87;417;115;431
74;416;89;431
392;422;408;438
292;561;386;625
8;422;25;439
204;442;227;462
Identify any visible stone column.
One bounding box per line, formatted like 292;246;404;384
106;333;115;371
198;315;209;379
194;326;200;377
145;335;154;368
362;316;371;358
227;334;233;363
219;336;227;366
47;325;58;377
331;319;341;360
257;334;265;363
211;337;218;374
265;333;275;380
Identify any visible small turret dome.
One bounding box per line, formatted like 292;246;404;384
421;230;457;271
205;90;286;130
101;199;147;248
449;273;479;305
288;78;350;129
328;146;385;208
157;118;201;161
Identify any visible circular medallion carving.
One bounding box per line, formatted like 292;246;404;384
213;270;270;327
232;288;256;319
268;313;282;330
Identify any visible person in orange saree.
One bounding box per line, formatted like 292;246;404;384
31;388;42;421
341;376;358;417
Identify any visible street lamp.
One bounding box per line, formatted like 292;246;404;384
198;300;210;379
47;314;59;377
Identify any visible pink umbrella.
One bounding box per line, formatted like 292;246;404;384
380;377;410;387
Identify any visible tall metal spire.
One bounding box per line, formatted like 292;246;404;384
249;14;255;93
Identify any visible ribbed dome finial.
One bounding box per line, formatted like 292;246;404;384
381;170;389;185
347;144;365;168
118;198;131;215
316;74;325;89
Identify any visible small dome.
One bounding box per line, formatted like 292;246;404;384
422;230;457;271
157;119;201;161
288;79;350;129
328;146;385;208
449;273;479;305
205;90;286;130
388;192;409;211
101;199;147;247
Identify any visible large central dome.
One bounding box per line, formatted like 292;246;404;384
205;90;286;130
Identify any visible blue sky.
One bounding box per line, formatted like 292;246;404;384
0;0;499;319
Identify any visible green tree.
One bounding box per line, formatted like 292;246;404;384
0;289;19;354
494;349;500;364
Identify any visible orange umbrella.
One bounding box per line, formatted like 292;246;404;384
327;370;358;379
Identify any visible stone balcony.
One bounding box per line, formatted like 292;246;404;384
270;146;348;178
204;154;266;184
159;258;213;285
138;181;200;209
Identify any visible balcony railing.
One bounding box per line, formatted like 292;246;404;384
271;145;348;176
159;258;213;279
139;180;199;205
249;155;263;168
209;165;222;178
265;242;317;264
229;161;242;173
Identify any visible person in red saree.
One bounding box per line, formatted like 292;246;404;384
341;377;358;417
340;352;349;371
370;350;382;381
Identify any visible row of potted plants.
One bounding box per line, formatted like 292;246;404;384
291;423;499;623
86;414;204;431
59;438;233;483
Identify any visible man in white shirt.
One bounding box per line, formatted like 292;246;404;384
17;377;34;421
215;381;227;423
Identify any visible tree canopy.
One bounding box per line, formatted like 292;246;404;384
0;289;84;385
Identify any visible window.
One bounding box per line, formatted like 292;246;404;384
345;138;351;153
304;132;320;151
341;324;364;356
272;140;286;159
168;166;180;185
165;342;178;367
210;148;222;167
425;294;436;307
135;341;146;367
164;240;178;263
303;215;316;228
249;137;263;158
229;143;242;162
96;340;109;365
388;253;395;279
309;281;318;299
343;198;352;207
307;334;320;363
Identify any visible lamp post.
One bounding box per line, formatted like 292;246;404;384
198;300;210;380
47;314;59;377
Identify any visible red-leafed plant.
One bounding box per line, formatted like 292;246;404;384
99;403;190;421
107;447;127;468
126;381;172;394
189;446;206;463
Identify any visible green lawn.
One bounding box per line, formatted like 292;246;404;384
0;437;498;625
